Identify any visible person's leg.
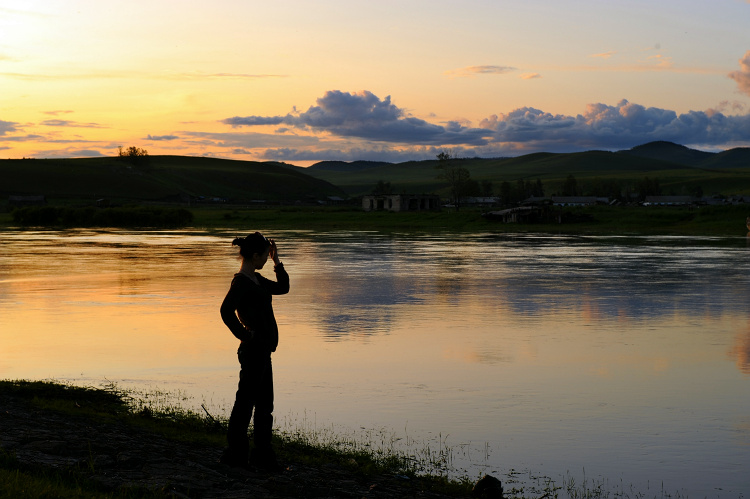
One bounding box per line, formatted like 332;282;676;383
222;349;257;465
250;355;279;469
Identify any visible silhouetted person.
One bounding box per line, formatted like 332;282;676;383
220;232;289;471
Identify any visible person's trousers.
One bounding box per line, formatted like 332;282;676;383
226;345;274;459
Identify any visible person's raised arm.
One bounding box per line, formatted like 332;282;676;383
267;239;290;295
269;239;281;266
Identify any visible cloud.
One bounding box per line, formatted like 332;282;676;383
644;54;673;69
145;134;179;141
259;146;452;163
711;100;747;114
444;65;517;78
32;148;107;159
0;71;125;81
222;90;493;146
43;110;74;116
216;90;750;161
0;70;287;82
41;119;106;128
479;99;750;150
520;73;542;80
165;71;288;80
728;50;750;97
0;120;19;135
68;149;106;157
0;134;45;143
223;116;286;126
590;51;616;59
182;130;321;149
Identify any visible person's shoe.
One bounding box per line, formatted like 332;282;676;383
220;448;250;469
249;448;284;473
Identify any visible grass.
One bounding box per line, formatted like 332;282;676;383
0;463;163;499
0;381;167;499
0;380;698;499
0;380;474;498
0;156;345;203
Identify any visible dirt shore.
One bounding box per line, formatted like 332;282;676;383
1;390;475;498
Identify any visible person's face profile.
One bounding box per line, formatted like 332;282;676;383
251;247;271;269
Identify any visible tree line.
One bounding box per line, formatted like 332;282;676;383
371;151;704;209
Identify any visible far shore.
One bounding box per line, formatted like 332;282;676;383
1;203;749;236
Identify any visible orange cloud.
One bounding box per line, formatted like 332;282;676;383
728;50;750;97
443;65;517;78
644;54;674;69
590;51;616;59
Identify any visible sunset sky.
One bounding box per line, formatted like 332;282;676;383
2;0;750;165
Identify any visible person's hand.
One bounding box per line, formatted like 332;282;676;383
269;239;280;265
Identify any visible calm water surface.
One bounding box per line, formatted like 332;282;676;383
1;229;749;497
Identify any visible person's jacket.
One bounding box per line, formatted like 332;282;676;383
220;263;289;352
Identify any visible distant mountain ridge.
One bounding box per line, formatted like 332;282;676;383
308;160;393;172
619;141;719;166
300;141;750;197
309;142;750;173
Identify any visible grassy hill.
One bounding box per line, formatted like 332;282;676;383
619;141;715;166
1;155;346;205
298;142;750;197
3;143;750;208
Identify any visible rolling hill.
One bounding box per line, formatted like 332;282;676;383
618;141;715;166
298;142;750;197
3;142;750;206
1;155;346;204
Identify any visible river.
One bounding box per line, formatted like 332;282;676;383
1;229;748;497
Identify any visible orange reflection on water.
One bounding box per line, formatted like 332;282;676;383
0;257;235;381
728;321;750;375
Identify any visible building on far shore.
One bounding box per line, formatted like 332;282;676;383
362;194;441;212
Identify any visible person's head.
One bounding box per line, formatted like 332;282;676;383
233;232;271;269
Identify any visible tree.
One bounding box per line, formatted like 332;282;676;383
562;174;578;196
500;180;516;206
516;179;527;200
534;178;544;197
118;146;150;169
480;180;494;197
636;176;661;200
436;150;471;211
372;180;393;195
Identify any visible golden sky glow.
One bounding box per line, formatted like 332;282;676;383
2;0;750;164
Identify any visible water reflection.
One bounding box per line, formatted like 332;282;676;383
729;325;750;374
284;233;750;342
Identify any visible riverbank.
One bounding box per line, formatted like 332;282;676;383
190;204;750;235
0;380;479;498
2;203;750;235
